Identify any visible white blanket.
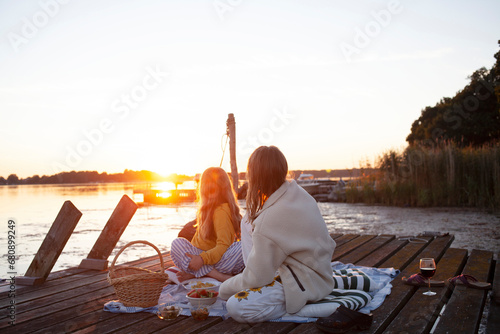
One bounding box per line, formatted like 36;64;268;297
103;262;399;323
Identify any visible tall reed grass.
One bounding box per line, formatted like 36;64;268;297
346;142;500;210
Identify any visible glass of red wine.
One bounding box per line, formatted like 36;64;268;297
420;258;437;296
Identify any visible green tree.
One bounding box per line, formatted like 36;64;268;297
407;42;500;147
7;174;19;185
493;40;500;104
25;175;41;184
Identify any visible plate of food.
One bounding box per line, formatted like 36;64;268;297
183;279;221;291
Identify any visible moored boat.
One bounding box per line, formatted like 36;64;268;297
296;174;322;195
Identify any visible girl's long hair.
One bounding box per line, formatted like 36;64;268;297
246;146;288;222
196;167;241;240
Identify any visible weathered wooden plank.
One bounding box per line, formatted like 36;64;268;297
493;252;500;304
197;318;251;334
356;238;408;268
434;249;494;334
0;286;108;328
397;235;455;276
36;310;150;334
487;299;500;334
332;235;377;261
245;321;298;333
1;250;172;294
0;256;169;310
80;195;138;270
331;234;360;248
58;307;218;334
486;252;500;334
4;252;167;302
355;235;454;334
69;312;153;334
0;267;92;294
1;273;107;308
383;247;467;334
0;265;169;332
0;285;116;330
17;201;83;286
1;241;171;294
14;280;111;315
288;323;322;334
22;261;169;333
148;316;223;334
0;254;171;304
110;314;190;334
379;236;435;272
7;294;114;333
329;233;344;240
337;235;394;264
12;271;164;316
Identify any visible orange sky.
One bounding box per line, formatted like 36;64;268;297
2;0;499;178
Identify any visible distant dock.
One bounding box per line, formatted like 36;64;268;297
133;188;197;205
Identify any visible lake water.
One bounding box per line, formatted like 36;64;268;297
1;183;499;279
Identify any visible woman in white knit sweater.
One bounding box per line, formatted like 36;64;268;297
219;146;336;322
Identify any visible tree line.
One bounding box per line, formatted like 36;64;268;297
1;168;367;186
0;170;192;186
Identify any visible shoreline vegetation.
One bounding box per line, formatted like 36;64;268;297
347;142;500;210
0;170;193;186
0;168;367;186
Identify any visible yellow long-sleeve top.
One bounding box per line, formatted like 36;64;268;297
191;203;236;265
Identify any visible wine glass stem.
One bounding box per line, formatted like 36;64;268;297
428;278;431;292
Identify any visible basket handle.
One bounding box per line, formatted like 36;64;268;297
109;240;165;273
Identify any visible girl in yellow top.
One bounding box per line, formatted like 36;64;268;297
170;167;243;282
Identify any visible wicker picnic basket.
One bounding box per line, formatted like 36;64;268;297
107;240;169;307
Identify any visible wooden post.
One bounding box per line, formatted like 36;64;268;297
17;201;82;286
227;113;238;192
79;194;138;270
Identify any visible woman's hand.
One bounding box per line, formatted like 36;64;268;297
186;253;204;271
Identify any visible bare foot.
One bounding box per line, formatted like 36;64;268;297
207;269;233;282
176;271;195;282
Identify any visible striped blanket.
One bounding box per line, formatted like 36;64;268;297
104;262;399;323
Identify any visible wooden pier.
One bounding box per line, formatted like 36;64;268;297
1;233;498;333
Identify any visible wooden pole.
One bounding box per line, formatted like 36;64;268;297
227;113;238;192
17;201;82;286
79;194;138;270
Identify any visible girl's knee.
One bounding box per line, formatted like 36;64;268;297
170;238;190;267
171;238;180;250
171;237;189;253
